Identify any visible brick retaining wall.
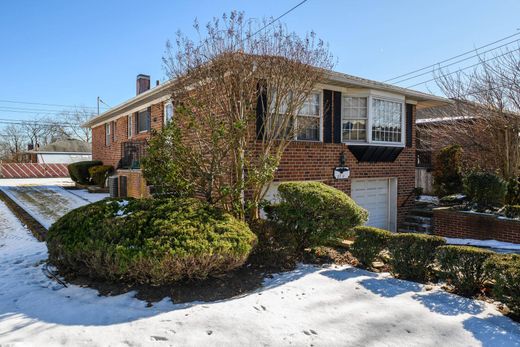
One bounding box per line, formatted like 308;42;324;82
433;207;520;244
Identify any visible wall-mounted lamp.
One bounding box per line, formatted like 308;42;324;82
339;151;346;167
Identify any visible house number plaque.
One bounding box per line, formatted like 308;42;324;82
333;167;350;180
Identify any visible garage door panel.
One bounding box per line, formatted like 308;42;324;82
352;179;390;230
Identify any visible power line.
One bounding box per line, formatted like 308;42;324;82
0;98;107;110
406;47;520;88
392;38;520;85
248;0;309;38
385;31;520;82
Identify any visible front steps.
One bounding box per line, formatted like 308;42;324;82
399;200;436;233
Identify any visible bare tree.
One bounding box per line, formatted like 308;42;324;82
429;48;520;179
158;11;334;219
62;107;94;142
0;124;27;162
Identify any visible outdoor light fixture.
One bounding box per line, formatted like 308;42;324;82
339;151;346;166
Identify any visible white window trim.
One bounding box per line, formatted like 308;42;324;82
295;90;323;142
164;101;174;126
137;109;150;134
128;114;133;138
341;92;405;147
105;123;111;146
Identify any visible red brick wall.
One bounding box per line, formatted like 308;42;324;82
117;169;150;198
433;208;520;244
273;141;416;225
92;103;164;168
91;96;416;227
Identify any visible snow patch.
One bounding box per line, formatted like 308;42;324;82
445;237;520;251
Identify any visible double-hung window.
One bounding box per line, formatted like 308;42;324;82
164;101;174;125
105;123;111;146
342;94;404;145
342;97;368;141
269;91;321;141
127;114;133;138
296;92;321;141
137;109;150;133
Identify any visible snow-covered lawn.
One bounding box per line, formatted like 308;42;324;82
1;201;519;346
0;178;108;229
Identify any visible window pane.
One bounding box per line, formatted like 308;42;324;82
296;116;320;141
371;99;402;143
342;96;367;142
138;110;150;132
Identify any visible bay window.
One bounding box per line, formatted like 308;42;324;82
342;95;404;145
342;97;367;141
371;98;403;143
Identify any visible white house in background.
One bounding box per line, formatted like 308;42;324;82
28;139;92;164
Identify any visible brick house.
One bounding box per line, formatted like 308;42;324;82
85;72;446;231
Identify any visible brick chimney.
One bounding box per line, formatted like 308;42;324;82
136;74;151;95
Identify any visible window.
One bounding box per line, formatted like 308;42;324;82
137;109;150;133
372;98;403;143
269;91;321;141
341;95;404;145
296;92;321;141
342;97;367;141
105;123;111;145
164;101;174;125
128;114;133;138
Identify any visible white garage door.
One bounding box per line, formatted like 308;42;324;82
351;178;395;231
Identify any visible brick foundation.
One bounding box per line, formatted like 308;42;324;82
433;208;520;244
116;169;149;198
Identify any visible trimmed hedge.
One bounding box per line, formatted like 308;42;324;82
47;197;257;284
436;245;494;295
88;165;113;187
485;254;520;317
504;205;520;219
464;171;507;208
387;233;446;282
266;182;368;250
68;160;102;185
351;226;392;267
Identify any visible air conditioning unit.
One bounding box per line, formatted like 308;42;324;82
119;175;128;198
108;176;119;198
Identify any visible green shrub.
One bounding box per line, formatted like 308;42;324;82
485;254;520;317
436;245;494;296
464;171;507;208
506;177;520;205
266;182;368;250
47;197;257;285
247;219;298;271
351;226;392;267
387;233;446;282
504;205;520;219
68;160;102;185
88;165;113;187
433;145;464;197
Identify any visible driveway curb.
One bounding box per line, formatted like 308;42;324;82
0;189;47;241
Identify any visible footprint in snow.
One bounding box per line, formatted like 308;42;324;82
150;336;168;341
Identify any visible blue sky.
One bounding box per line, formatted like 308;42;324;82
1;0;519;124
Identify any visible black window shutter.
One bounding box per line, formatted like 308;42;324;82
333;91;342;143
256;82;267;139
323;90;333;143
147;107;152;131
406;103;413;147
